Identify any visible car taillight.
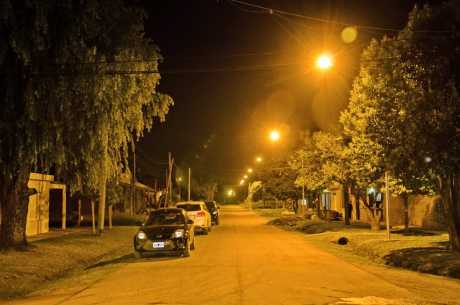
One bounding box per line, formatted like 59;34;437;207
197;211;205;217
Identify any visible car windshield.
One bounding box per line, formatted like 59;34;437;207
145;211;185;226
176;204;201;212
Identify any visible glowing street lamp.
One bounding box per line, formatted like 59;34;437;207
269;129;281;142
247;168;253;174
255;156;263;163
316;53;333;70
227;189;235;197
239;179;245;186
244;175;248;179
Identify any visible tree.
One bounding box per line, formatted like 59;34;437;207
289;133;332;215
347;1;460;249
0;1;172;249
254;159;300;207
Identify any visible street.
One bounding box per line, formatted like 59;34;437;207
5;205;460;305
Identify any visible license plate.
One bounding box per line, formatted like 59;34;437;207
153;242;165;249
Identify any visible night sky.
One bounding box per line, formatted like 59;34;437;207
135;0;428;187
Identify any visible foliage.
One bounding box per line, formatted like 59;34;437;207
0;0;172;248
253;159;300;201
346;1;460;247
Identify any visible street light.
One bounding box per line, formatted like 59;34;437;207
316;53;333;70
269;129;281;142
227;189;235;197
255;156;263;163
239;179;245;186
244;175;248;179
247;168;253;173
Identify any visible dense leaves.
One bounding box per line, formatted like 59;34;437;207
0;0;172;248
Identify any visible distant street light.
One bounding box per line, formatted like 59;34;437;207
316;53;333;70
239;179;245;186
177;177;183;182
247;168;253;173
244;175;248;179
255;156;263;163
227;189;235;197
269;129;281;142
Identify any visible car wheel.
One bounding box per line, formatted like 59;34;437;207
182;241;191;257
190;238;195;250
134;250;143;259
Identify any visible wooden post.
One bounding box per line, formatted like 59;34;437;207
77;198;82;227
91;200;96;234
385;171;391;240
188;168;191;201
108;204;113;230
61;187;66;230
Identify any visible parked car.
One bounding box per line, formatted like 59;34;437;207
176;201;212;234
205;201;220;225
133;208;195;258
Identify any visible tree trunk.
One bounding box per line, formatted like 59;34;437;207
402;193;409;232
343;184;351;225
361;194;381;231
108;204;113;230
439;175;460;252
91;200;96;234
97;129;108;234
77;198;82;227
0;168;31;249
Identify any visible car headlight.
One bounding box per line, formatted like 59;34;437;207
174;229;184;238
212;211;218;215
137;231;147;240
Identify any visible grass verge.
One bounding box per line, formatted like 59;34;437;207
0;226;137;299
264;213;460;279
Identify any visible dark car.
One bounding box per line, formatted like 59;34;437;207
205;201;220;225
133;208;195;258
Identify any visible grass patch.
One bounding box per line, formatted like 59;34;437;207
0;226;137;299
266;215;460;279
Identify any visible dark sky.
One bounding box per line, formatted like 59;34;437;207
135;0;428;187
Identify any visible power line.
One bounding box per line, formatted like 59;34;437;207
227;0;453;34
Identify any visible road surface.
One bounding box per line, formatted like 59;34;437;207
5;205;460;305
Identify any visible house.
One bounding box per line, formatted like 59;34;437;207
26;172;67;236
323;183;445;229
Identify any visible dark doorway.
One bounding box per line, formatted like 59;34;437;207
49;189;63;228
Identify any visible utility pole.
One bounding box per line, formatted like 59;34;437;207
188;167;191;201
168;153;174;205
130;143;136;216
385;171;391;240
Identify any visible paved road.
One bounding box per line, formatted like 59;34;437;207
5;205;460;305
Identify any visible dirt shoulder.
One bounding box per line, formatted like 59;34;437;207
256;210;460;279
0;226;137;299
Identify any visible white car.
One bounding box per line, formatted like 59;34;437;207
176;201;212;234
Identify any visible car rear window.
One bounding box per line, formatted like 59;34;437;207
176;204;201;212
145;211;185;226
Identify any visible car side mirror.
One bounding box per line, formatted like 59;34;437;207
187;219;194;225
